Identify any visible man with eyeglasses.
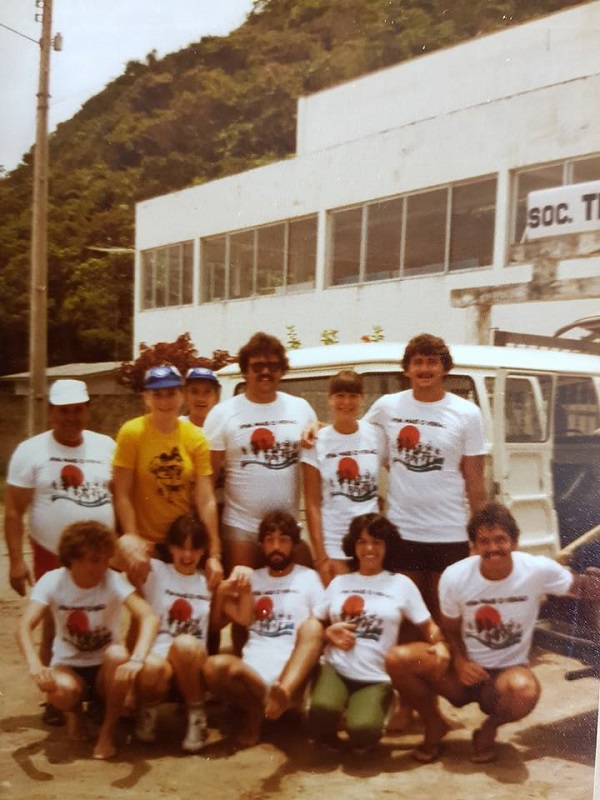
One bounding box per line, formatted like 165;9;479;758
203;332;317;572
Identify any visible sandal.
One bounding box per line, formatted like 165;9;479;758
42;702;65;726
412;742;443;763
471;727;498;764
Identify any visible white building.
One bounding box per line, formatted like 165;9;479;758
134;3;600;354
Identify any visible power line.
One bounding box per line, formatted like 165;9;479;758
0;20;39;45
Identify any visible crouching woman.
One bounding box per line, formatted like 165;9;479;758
307;513;447;751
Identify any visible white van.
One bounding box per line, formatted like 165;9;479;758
216;339;600;559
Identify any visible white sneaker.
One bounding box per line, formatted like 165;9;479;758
181;706;207;753
135;704;159;743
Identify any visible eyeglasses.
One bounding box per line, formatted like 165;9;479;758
248;361;282;374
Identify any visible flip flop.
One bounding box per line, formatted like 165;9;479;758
471;727;497;764
412;743;443;763
470;747;497;764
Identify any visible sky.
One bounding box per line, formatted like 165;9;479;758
0;0;255;172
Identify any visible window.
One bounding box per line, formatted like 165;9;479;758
140;241;193;310
230;230;255;299
513;164;563;243
288;216;317;290
200;236;226;303
571;155;600;184
327;176;495;287
365;198;403;281
504;375;552;442
404;188;447;276
200;215;317;302
512;154;600;242
450;179;496;271
555;376;600;437
330;207;362;286
256;223;284;295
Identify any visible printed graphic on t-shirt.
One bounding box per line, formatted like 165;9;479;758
252;592;295;638
465;601;524;650
240;421;300;471
326;453;378;503
162;589;207;639
149;447;186;503
340;592;384;641
50;457;112;509
391;419;444;473
61;605;113;652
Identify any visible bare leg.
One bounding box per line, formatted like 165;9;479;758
93;645;130;760
40;609;55;666
223;540;262;574
293;541;314;568
385;642;453;761
169;635;207;704
265;617;323;720
471;666;540;763
45;666;88;740
401;569;442;623
204;654;266;747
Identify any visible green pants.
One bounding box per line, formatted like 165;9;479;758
307;662;394;750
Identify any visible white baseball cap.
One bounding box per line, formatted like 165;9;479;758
48;379;90;405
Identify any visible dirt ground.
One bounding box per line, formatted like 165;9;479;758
0;543;599;800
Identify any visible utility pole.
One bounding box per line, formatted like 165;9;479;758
28;0;53;435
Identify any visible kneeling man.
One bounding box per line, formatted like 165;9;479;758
385;502;600;764
205;511;324;746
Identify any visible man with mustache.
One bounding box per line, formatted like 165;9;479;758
204;511;324;747
384;503;600;763
364;333;487;620
203;332;317;573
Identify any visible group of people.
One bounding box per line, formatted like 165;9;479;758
5;331;599;764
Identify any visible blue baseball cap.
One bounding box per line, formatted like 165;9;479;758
143;365;183;390
185;367;220;386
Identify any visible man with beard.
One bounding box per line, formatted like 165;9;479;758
384;503;600;764
203;332;317;572
204;511;324;747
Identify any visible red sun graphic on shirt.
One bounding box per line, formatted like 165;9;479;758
474;605;501;632
342;594;365;617
67;609;90;635
169;598;193;623
251;428;275;452
61;464;84;489
397;425;420;450
337;457;359;481
255;596;274;620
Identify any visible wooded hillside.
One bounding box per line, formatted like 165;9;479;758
0;0;584;374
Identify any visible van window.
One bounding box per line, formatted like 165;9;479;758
232;371;480;420
555;376;600;437
486;374;552;442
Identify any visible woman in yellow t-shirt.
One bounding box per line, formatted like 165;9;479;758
113;365;223;590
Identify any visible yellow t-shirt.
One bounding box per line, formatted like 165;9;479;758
113;415;212;543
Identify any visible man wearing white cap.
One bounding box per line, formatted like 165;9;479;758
4;378;116;722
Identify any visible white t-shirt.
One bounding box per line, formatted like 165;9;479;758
364;390;486;542
31;567;134;667
7;430;116;553
242;565;324;686
203;392;317;532
301;421;388;559
439;551;574;668
314;571;430;683
142;559;212;658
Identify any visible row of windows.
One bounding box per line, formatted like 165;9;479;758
139;154;600;309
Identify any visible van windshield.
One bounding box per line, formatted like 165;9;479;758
233;371;480;421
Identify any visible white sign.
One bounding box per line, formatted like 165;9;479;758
526;179;600;240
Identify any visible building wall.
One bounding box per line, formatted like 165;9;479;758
134;4;600;356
